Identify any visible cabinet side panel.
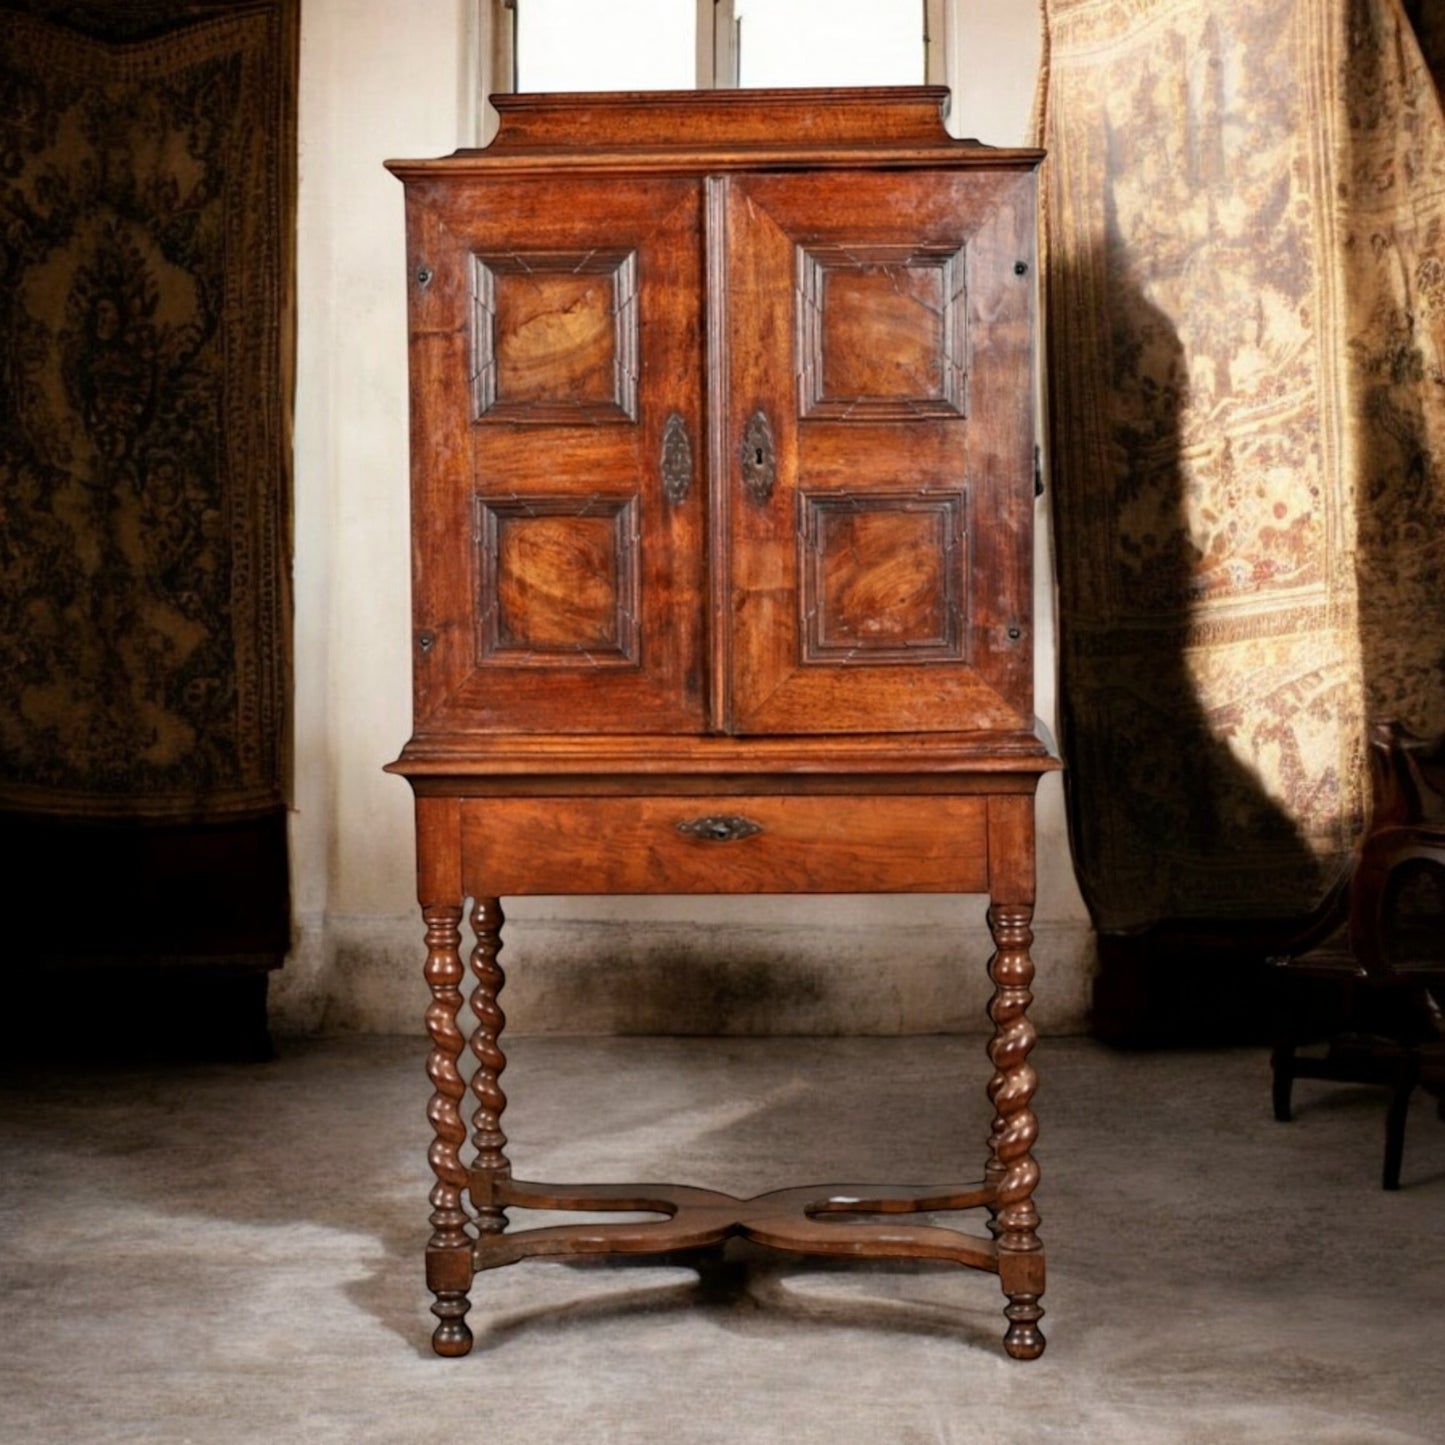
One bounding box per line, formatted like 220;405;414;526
402;186;475;728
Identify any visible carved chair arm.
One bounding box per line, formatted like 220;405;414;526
1349;823;1445;981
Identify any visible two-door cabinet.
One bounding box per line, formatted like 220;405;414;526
387;87;1057;1360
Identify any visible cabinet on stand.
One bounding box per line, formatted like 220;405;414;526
386;87;1057;1359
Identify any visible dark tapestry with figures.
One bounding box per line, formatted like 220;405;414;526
0;0;295;1029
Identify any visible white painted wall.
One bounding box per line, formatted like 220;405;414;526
278;0;467;1030
274;0;1093;1038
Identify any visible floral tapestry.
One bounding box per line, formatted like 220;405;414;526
0;0;295;822
1039;0;1445;934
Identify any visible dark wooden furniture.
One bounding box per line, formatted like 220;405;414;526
387;88;1056;1359
4;812;287;1062
1270;721;1445;1188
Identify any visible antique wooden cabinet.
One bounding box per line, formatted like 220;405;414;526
387;88;1055;1360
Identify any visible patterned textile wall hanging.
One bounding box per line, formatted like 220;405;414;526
1039;0;1445;947
0;0;296;1035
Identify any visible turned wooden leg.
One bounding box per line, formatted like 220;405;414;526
1271;1038;1297;1122
1383;1048;1420;1191
985;1043;1007;1239
987;900;1045;1359
468;897;511;1234
423;901;475;1356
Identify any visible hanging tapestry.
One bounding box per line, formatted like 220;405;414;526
0;1;295;1054
1038;0;1445;940
0;0;295;823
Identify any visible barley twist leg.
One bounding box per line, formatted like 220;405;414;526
468;897;511;1235
423;902;474;1356
987;901;1045;1359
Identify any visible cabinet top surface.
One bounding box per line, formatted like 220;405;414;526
386;87;1044;178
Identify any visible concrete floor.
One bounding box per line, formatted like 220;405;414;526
1;1034;1441;1444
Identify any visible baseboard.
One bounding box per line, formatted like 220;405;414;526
274;909;1095;1037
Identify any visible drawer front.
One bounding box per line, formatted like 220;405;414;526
460;794;989;895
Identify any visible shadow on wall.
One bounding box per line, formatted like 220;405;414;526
1049;256;1333;1044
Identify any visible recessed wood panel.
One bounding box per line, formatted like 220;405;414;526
477;496;639;665
797;244;967;420
472;251;637;423
800;491;966;663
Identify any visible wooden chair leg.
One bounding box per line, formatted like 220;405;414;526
1270;1039;1297;1123
1382;1048;1421;1191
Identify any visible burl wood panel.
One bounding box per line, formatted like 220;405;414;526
802;490;965;662
459;793;990;895
798;244;967;419
473;250;637;422
478;497;638;663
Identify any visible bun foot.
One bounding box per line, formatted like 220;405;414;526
429;1277;474;1356
431;1314;474;1357
1003;1295;1045;1359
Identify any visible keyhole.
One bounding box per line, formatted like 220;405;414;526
754;448;765;466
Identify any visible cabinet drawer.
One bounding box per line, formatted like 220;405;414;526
460;794;989;896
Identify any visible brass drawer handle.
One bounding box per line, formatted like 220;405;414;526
676;814;763;843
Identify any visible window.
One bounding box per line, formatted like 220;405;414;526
733;0;924;87
513;0;697;92
487;0;943;96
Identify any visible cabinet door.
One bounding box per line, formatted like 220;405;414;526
404;176;706;734
717;169;1037;737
